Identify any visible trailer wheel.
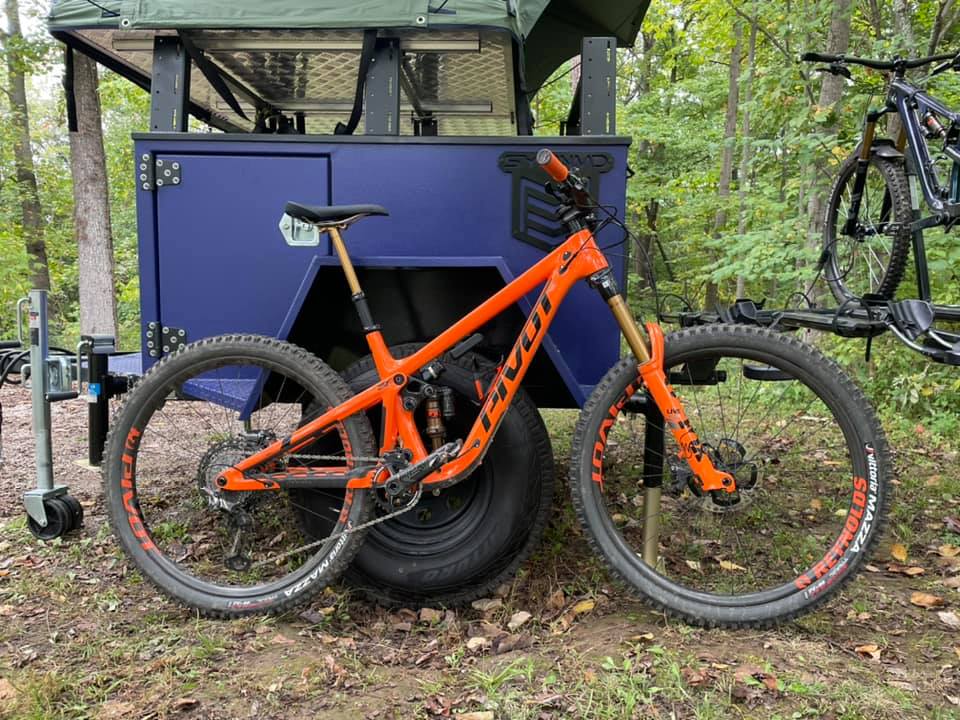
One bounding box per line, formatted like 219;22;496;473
292;344;554;606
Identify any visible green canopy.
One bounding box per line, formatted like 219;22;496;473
48;0;648;89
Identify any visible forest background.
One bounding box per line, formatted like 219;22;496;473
2;0;960;434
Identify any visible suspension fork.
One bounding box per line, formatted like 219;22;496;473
591;270;736;565
843;111;882;237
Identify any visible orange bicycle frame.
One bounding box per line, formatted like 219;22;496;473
217;151;734;497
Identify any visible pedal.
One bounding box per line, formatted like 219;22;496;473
383;440;463;497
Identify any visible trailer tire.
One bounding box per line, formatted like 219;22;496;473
293;344;555;606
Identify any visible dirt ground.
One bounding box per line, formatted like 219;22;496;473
1;384;960;720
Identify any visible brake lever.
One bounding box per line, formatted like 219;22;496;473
815;63;852;79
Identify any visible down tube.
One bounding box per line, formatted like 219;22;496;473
456;269;576;468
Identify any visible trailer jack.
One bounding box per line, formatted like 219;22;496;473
7;290;119;540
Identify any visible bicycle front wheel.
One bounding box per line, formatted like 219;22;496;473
570;325;891;627
102;335;376;618
823;151;911;302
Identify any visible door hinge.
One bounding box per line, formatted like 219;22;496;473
146;322;188;358
138;155;182;190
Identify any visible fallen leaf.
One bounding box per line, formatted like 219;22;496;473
886;564;925;577
890;543;908;563
910;591;946;609
855;644;882;660
865;564;881;573
172;698;199;712
546;589;565;612
495;633;531;655
944;576;960;589
627;633;655;642
508;611;532;631
583;669;598;684
0;606;14;617
572;599;596;616
810;498;823;510
946;517;960;535
270;633;296;646
719;560;746;572
419;608;443;624
940;545;960;558
682;667;712;687
457;713;494;720
685;560;702;571
938;610;960;630
471;598;502;613
466;636;490;651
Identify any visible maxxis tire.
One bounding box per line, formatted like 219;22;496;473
824;152;912;303
569;325;892;628
337;344;555;607
101;335;376;618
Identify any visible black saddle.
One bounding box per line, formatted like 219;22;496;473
284;202;388;228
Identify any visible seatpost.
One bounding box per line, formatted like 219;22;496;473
329;227;379;334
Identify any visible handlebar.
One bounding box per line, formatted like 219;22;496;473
536;148;570;183
801;50;956;71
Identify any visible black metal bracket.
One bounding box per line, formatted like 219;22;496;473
146;322;187;358
150;36;191;133
138;154;181;191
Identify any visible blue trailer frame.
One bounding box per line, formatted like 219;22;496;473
134;133;631;407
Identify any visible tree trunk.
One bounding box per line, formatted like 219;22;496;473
3;0;50;291
887;0;918;139
69;53;119;338
736;13;758;300
706;22;743;311
804;0;852;298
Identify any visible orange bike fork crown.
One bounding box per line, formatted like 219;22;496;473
637;323;736;494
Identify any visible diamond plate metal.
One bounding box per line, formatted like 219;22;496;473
77;28;516;136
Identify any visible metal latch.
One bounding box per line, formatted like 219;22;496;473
138;155;182;190
146;322;187;358
279;213;322;247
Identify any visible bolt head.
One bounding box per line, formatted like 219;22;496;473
172;177;180;185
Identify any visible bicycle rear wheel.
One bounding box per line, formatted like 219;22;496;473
102;335;375;618
823;151;911;302
570;325;890;627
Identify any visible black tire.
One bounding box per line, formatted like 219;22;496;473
823;151;912;302
294;343;555;606
570;325;891;628
101;335;376;618
27;498;74;541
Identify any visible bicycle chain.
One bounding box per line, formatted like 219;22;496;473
249;484;422;569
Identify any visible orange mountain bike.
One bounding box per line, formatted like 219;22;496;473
103;150;890;626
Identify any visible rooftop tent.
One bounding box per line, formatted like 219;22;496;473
48;0;649;134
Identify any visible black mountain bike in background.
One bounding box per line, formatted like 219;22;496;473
802;50;960;304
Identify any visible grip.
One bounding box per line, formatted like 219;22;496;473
536;148;570;183
801;51;840;63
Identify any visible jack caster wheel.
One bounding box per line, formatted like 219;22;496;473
27;496;80;541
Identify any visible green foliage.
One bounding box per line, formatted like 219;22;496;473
533;0;960;427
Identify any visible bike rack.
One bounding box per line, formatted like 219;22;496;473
670;298;960;365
